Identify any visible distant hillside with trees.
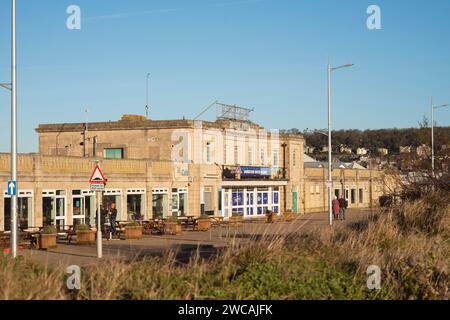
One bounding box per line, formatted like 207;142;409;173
283;120;450;155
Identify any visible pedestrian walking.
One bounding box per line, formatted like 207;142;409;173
332;196;340;221
109;203;118;237
339;197;348;220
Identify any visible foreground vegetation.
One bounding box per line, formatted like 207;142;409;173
1;192;448;300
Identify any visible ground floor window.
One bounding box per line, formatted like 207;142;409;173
127;189;146;221
222;187;280;218
80;191;96;227
203;187;214;215
3;190;33;230
272;188;280;214
72;190;85;226
172;188;188;217
345;187;350;201
247;191;254;216
256;188;269;215
103;189;123;221
359;188;364;204
334;189;341;198
351;188;357;204
42;190;67;230
232;189;245;215
152;188;169;219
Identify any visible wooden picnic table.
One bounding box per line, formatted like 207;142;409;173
142;219;165;235
177;216;197;230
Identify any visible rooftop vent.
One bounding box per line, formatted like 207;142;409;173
121;114;149;122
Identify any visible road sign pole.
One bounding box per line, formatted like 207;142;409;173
97;190;102;258
90;161;106;259
11;0;18;258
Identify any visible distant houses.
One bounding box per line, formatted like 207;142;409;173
356;148;368;156
305;146;315;154
416;144;431;157
399;146;413;154
339;145;353;154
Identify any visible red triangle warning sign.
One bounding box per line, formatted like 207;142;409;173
89;164;107;184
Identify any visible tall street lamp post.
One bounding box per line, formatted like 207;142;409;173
10;0;18;258
327;62;354;226
431;98;449;175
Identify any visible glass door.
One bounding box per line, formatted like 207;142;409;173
55;196;66;230
292;192;298;214
171;191;179;216
43;196;55;227
72;195;85;226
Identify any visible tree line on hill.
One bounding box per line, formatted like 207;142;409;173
282;122;450;155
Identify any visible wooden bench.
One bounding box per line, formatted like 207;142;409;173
56;226;76;244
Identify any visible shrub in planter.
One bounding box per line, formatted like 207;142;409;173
283;210;295;222
197;215;211;232
229;213;244;227
265;210;277;224
38;226;57;250
125;221;143;240
76;224;95;245
164;217;182;235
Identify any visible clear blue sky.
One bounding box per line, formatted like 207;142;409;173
0;0;449;153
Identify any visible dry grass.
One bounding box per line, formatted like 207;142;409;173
296;190;450;299
1;192;448;300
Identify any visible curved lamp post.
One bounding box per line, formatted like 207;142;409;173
327;62;354;226
431;99;449;175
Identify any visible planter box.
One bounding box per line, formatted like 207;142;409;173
283;212;295;222
229;216;243;227
197;219;211;232
38;234;57;250
76;231;96;245
125;226;143;240
164;223;182;235
266;213;277;224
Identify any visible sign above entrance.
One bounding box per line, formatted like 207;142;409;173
240;166;271;179
89;164;107;184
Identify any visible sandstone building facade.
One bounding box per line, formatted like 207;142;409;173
0;115;387;231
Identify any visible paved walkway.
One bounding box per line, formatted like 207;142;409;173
18;208;371;267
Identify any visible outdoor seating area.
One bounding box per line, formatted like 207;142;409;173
0;213;300;252
1;227;45;251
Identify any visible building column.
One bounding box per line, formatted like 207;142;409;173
67;192;73;227
0;194;4;232
243;188;247;217
268;187;273;212
146;189;153;220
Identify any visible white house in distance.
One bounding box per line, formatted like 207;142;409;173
356;148;368;156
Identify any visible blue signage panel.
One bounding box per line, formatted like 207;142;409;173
240;166;272;178
7;181;17;196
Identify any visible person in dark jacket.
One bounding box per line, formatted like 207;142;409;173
109;203;118;236
339;197;348;220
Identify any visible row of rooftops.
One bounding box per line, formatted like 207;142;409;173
303;154;367;170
